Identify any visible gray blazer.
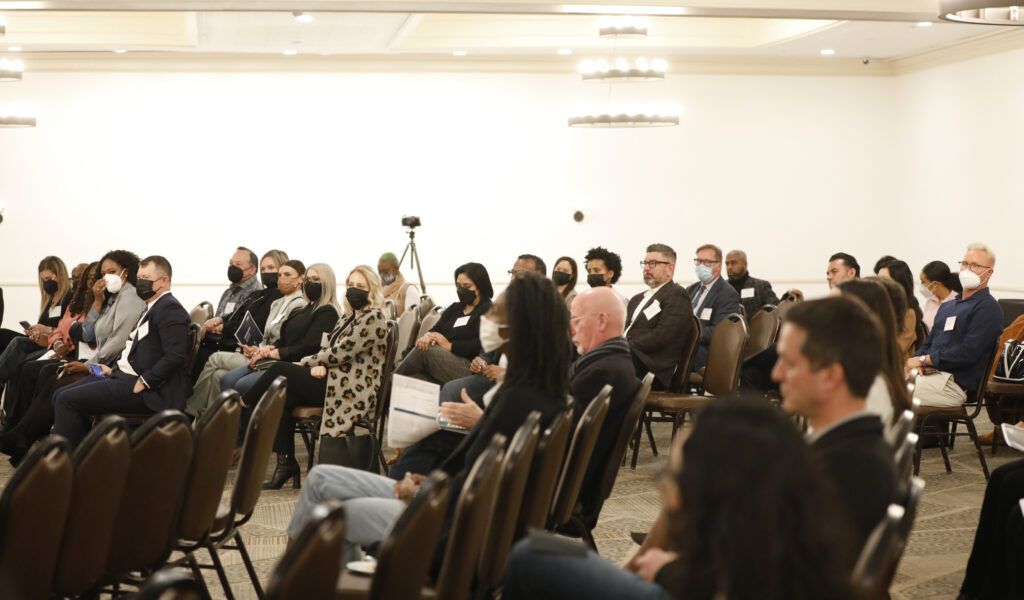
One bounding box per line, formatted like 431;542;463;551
84;282;148;366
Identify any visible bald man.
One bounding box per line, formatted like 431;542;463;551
377;252;419;317
568;287;642;529
725;250;779;319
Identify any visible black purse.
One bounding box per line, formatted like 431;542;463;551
318;433;382;473
994;339;1024;383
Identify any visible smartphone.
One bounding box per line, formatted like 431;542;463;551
89;364;104;377
19;321;32;330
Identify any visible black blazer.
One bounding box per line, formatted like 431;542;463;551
624;282;693;388
275;303;339;362
125;293;192;413
211;286;284;350
685;277;741;371
811;414;897;547
430;300;493;360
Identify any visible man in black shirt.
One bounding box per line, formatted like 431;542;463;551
725;249;779;319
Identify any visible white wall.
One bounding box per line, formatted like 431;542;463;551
0;59;1012;329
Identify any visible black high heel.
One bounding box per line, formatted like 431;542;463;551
264;453;301;489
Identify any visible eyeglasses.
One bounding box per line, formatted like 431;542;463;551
693;258;721;267
639;260;672;268
508;269;529;277
958;261;992;272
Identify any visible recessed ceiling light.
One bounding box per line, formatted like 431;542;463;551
915;21;934;27
8;46;22;52
557;48;573;55
820;48;835;56
292;11;314;23
283;49;298;56
114;49;127;53
452;50;467;56
320;52;331;56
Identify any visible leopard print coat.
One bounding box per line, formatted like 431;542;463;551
299;307;389;436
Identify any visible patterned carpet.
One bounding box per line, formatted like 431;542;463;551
0;412;1015;599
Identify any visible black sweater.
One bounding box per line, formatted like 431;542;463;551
275;303;339;362
38;292;71;328
430;299;493;360
213;287;284;350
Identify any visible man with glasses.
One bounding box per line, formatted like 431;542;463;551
908;243;1003;408
686;244;741;372
624;243;693;390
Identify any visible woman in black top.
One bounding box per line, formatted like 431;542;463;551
395;262;493;385
0;256;73;355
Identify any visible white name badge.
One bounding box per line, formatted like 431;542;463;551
225;302;237;314
135;321;150;340
944;316;957;331
741;288;755;299
49;305;62;318
700;307;713;321
321;332;330;347
454;316;471;327
643;300;662;321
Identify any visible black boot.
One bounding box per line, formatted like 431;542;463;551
264;453;300;489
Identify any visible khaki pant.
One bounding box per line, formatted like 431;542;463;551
915;371;967;409
185;351;248;416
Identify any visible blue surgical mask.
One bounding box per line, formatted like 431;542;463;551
695;265;714;283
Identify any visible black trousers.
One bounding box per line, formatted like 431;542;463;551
960;458;1024;599
241;361;325;455
53;372;150;447
3;358;60;430
0;366;84;457
0;329;23;356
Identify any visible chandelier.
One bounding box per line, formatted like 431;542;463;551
0;58;23;81
580;57;667;82
940;2;1024;24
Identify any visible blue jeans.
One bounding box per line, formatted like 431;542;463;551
503;539;672;600
220;365;264;395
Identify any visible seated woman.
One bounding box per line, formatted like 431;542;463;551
191;249;290;380
552;255;579;309
0;250;146;465
504;397;857;600
877;259;926;361
186;259;306;417
284;272;571;568
241;265;389;489
0;256;74;377
919;260;961;332
395;262;493;385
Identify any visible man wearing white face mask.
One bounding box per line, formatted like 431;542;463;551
684;244;741;373
908;243;1003;408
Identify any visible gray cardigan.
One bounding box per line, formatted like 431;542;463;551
83;282;148;366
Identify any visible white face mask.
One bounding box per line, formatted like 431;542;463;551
104;271;124;294
917;282;935;300
695;264;714;283
959;268;984;290
478;315;508;353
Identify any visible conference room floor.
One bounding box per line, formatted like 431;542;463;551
0;412;1016;599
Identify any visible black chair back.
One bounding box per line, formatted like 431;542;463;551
265;501;346;600
136;569;211;600
515;410;571;539
549;387;612;530
703;313;748;397
851;504;904;599
744;304;780;357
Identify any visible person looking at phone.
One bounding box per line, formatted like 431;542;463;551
0;256;73;356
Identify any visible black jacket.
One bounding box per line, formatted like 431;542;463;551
275;303;339;362
123;293;192;413
207;286;284;350
625;282;693;388
431;300;493;360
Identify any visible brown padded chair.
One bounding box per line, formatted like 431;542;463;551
186;322;202;373
0;436;73;600
743;304;780;357
52;417;132;597
547;387;611;548
417;306;443;340
476;412;543;597
644;313;748;439
396;305;421;359
103;411;194;593
136;569;211;600
201;376;287;600
514;410;571;540
171;391;243;591
851;504;905;600
427;435;506;600
264;500;346;600
189;301;214;327
776;296;800;320
337;470;452;600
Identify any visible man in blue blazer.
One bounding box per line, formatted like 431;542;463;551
53;255;192;447
685;244;741;372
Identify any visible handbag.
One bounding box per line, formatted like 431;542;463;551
317;433;382;474
994;339;1024;383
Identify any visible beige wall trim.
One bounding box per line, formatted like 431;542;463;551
891;27;1024;75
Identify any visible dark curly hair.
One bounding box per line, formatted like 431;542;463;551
98;250;141;286
501;271;570;400
584;247;623;284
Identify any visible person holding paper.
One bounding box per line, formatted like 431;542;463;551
624;244;693;390
684;244;741;373
724;249;778;319
206;246;262;321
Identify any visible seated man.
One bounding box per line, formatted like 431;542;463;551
52;256;192;447
725;249;779;318
377;252;419;317
203;246;263;328
686;244;740;372
908;243;1003;408
584;246;629;307
785;251;860;301
625;243;692;390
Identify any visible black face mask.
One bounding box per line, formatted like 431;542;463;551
43;279;59;296
304;281;323;302
261;272;279;289
136;278;157;301
587;273;607;288
227;265;244;284
456;286;477;306
551;271;571;286
347;287;370;311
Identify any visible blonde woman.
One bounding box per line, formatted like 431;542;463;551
250;264;389;489
0;256;73;354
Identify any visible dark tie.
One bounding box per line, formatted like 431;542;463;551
691;286;706;309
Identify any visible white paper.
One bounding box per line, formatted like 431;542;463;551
225;302;237;314
944;316;956;331
135;321;150;341
643;300;661;321
49;305;62;318
77;344;96;362
700;307;713;321
387;374;442;448
37;349;57;361
453;316;471;327
741;287;755;298
1019;498;1024;518
1001;423;1024;453
321;332;330;347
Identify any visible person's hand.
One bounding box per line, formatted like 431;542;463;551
310;366;327;378
265;347;280;360
482;365;505;382
440;388;484;429
91;278;108;308
394;473;426;502
241;344;259;358
97;364;112;377
53;339;70;358
470;356;488;373
784;289;804;302
200;317;223;339
906;356;924;374
633;548;678;583
431;332;452;352
416;334;434;351
29;330;49;348
25;324;47;336
133;378;146;394
62;361;89;376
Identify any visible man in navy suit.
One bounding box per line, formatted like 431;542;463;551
685;244;741;372
53;255;192;447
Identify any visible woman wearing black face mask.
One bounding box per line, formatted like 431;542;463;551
584;246;629;308
552;256;579;309
0;256;73;357
395;262;493;386
242;265;390;488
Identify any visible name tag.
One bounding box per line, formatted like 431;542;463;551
321;332;330;347
49;305;62;318
225;302;237;314
454;316;471;327
643;300;661;321
741;288;755;299
944;316;957;331
135;321;150;340
700;307;713;321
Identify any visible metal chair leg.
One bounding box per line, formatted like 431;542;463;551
963;412;991;480
234;531;265;599
206;543;235;600
630;413;645;470
912;418;923;477
645;416;658;457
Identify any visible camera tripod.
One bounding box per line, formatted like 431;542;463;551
398;227;428;293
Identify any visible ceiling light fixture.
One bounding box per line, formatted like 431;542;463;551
113;49;126;53
598;16;649;37
915;21;935;27
940;2;1024;24
820;48;836;55
579;57;667;81
568;103;681;128
0;108;35;128
557;48;573;55
292;11;314;23
0;57;23;81
8;46;21;52
0;15;6;36
452;50;467;56
282;49;298;56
